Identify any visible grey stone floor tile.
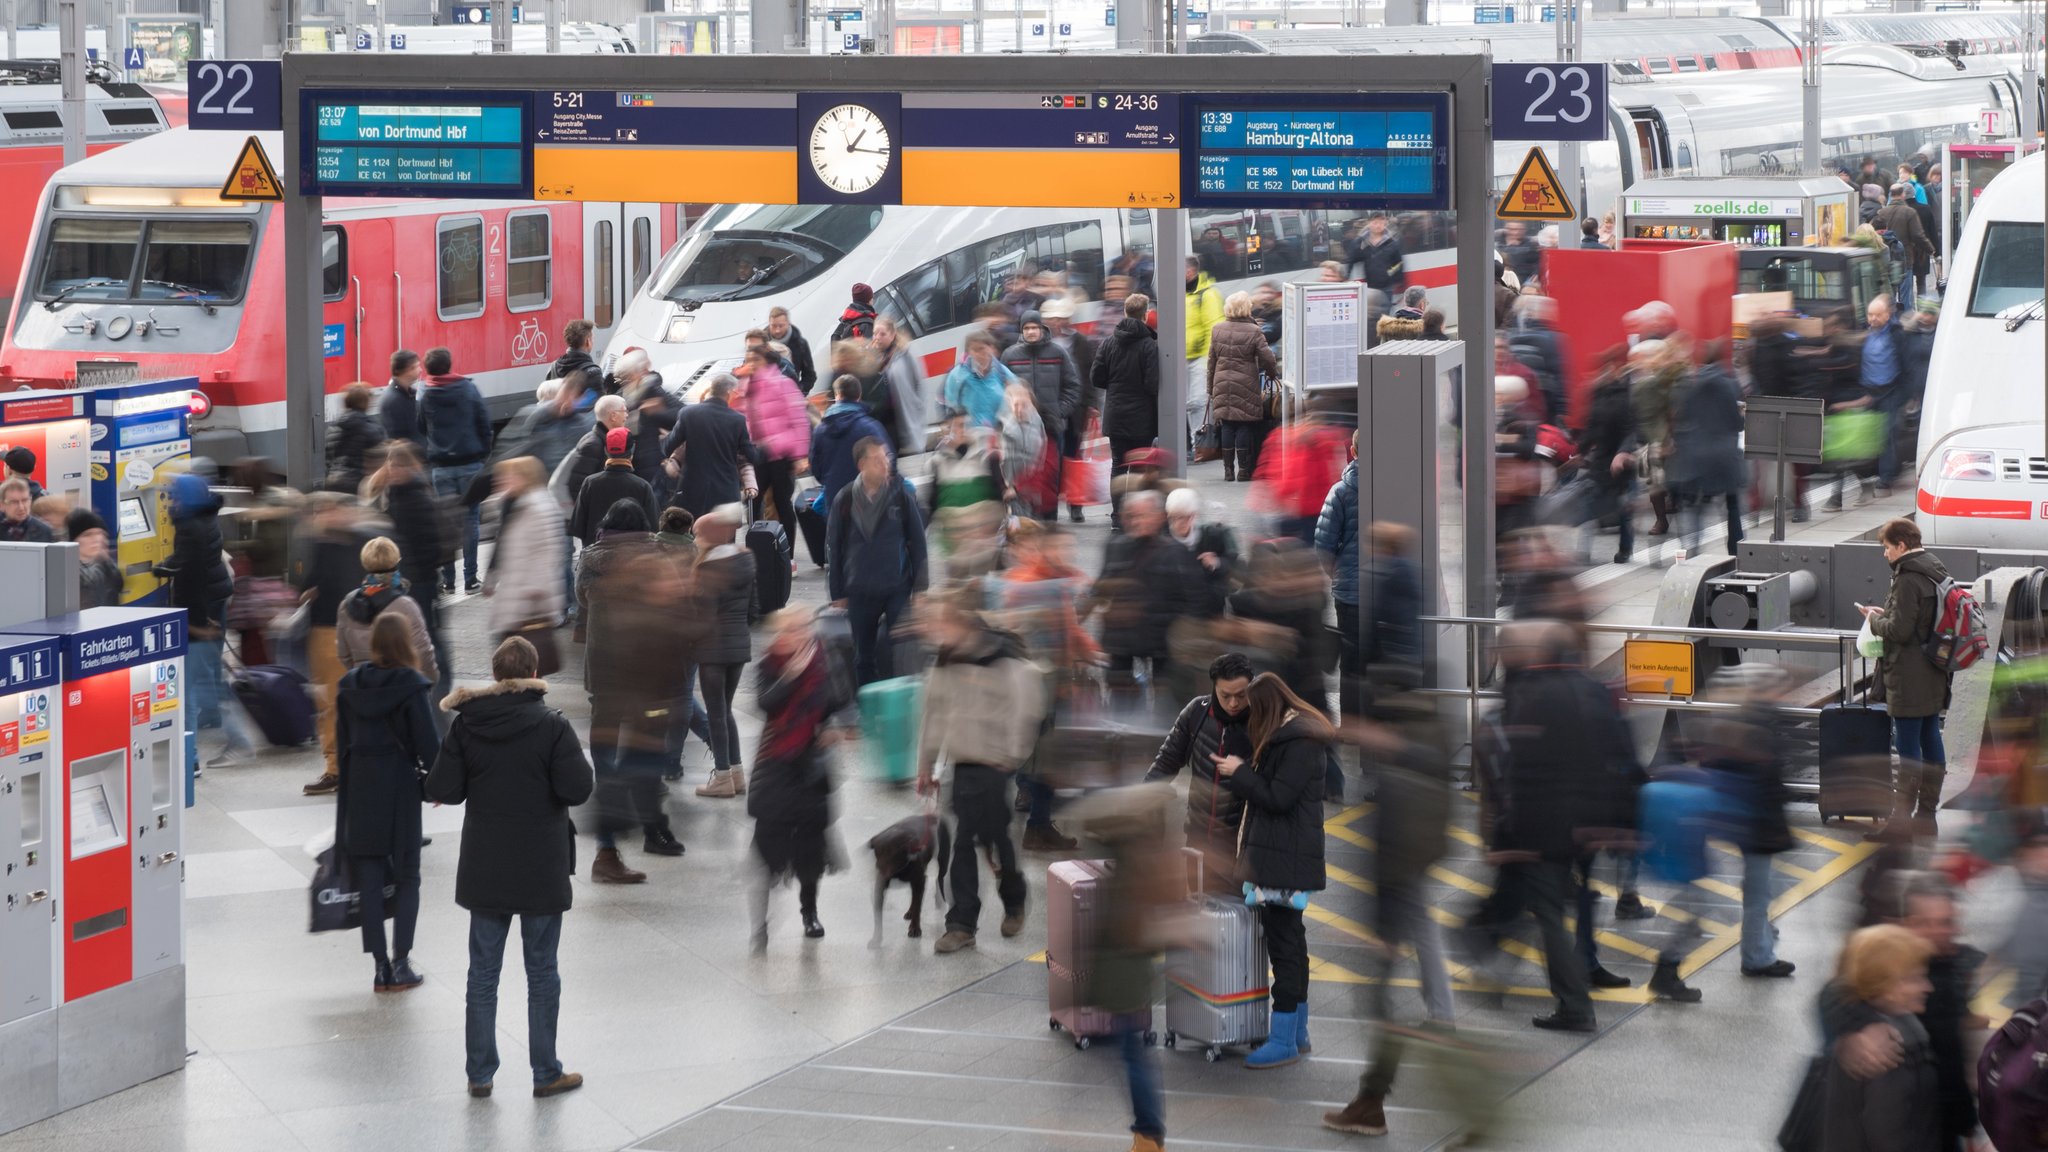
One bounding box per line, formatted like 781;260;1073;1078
0;1115;308;1152
0;1054;270;1142
275;1088;636;1152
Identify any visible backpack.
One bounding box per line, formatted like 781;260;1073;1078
1977;996;2048;1152
1923;575;1990;674
1877;228;1907;266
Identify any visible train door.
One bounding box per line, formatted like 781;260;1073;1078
581;202;661;354
326;219;396;392
1627;107;1676;173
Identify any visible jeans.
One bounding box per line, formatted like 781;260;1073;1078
1740;850;1780;970
1675;485;1742;557
1376;883;1455;1024
945;762;1026;934
699;662;745;773
353;847;420;961
432;464;483;585
189;635;226;730
664;667;714;770
465;911;564;1087
1121;1026;1165;1140
1896;267;1916;309
1018;771;1054;830
1872;384;1907;490
1186;359;1208;449
1260;903;1310;1014
845;589;911;686
1220;419;1261;465
1894;712;1946;773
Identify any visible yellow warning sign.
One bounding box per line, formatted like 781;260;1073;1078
1497;146;1576;222
220;135;283;203
1624;639;1696;697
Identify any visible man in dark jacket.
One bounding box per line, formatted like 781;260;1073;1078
1862;518;1956;840
417;347;493;593
1466;621;1635;1033
380;349;426;450
1000;310;1083;448
157;473;235;739
553;394;627;515
1092;491;1201;695
292;494;369;794
425;634;594;1100
1144;653;1254;892
325;382;388;492
661;375;755;518
766;306;817;395
545;319;598;385
611;351;679;493
1041;297;1099;523
827;437;929;684
1349;212;1406;296
1875;183;1933;306
831;283;878;344
1499;221;1541;290
380;443;449;691
0;478;53;543
1697;681;1796;978
570;428;657;547
808;375;890;567
1508;294;1571;427
1092;294;1161;474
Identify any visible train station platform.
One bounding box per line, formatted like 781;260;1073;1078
1;461;2027;1152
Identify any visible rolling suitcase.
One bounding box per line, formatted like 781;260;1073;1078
746;520;792;616
857;677;921;783
1047;859;1124;1049
1818;702;1893;824
1164;896;1270;1061
234;664;315;747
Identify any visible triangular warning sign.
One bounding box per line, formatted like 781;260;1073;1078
1497;146;1576;222
219;136;283;203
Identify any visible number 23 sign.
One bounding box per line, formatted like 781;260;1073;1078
1491;63;1607;143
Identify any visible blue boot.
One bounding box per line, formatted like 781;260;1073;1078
1245;1008;1301;1069
1297;1006;1312;1054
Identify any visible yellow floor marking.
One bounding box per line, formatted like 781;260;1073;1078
1772;858;1817;881
1446;824;1487;849
1324;803;1375;829
1427;865;1492;896
1691;877;1744;901
1594;930;1663;962
1790;826;1853;852
1586;878;1737;935
1306;901;1384;948
1327;824;1375;851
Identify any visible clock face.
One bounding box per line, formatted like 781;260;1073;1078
808;103;893;195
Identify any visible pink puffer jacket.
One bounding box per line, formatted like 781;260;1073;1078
739;364;811;462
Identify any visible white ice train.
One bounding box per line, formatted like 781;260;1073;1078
1914;152;2046;550
603;48;2018;397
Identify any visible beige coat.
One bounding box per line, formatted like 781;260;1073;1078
919;636;1048;772
335;588;439;684
484;490;567;637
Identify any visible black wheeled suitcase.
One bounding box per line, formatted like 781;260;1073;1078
1818;702;1893;823
747;520;792;616
235;664;316;747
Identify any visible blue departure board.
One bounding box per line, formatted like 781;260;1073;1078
1179;93;1451;210
299;89;533;198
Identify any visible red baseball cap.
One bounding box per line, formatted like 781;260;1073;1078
605;427;631;457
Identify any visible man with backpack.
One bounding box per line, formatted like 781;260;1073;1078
1860;517;1980;841
1874;183;1932;308
831;283;878;344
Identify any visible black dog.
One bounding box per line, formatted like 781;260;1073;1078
868;812;950;947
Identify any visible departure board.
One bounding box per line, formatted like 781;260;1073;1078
1179;93;1451;210
300;90;533;198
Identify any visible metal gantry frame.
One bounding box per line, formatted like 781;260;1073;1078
275;51;1501;615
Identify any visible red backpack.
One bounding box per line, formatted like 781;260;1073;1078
1923;575;1990;674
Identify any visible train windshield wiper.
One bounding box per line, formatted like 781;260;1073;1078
42;279;127;310
139;280;219;315
677;253;800;312
2000;298;2045;332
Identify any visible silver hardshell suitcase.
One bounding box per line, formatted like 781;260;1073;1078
1164;896;1270;1061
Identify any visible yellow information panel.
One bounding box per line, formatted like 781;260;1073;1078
534;147;797;204
1624;639;1695;697
902;150;1180;209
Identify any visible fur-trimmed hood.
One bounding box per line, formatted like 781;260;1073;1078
441;678;554;739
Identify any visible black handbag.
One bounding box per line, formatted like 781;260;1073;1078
308;845;397;934
1775;1053;1828;1152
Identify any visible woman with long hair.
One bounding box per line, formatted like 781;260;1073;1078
335;611;441;992
1212;672;1330;1069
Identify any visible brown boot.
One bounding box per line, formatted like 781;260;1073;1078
591;848;646;884
1323;1091;1389;1136
1129;1133;1166;1152
694;770;737;798
733;765;746;794
1648;488;1671;537
302;773;339;796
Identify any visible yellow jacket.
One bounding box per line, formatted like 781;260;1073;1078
1185;272;1225;360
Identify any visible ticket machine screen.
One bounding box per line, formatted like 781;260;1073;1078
117;497;149;540
67;751;124;858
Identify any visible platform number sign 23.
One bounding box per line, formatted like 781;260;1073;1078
1490;62;1607;143
187;60;283;132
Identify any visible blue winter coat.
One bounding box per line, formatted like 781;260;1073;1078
810;402;891;512
417;374;493;467
1315;461;1359;605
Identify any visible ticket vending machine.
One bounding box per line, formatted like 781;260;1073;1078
0;633;63;1027
86;378;197;605
13;608;189;1002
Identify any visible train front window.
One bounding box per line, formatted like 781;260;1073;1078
1968;221;2045;318
657;204;881;305
37;216;252;305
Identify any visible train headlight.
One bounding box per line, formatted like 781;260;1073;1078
1939;449;1995;482
663;314;694;343
187;391;212;419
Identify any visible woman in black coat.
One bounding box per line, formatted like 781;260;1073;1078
335;612;441;992
692;504;757;799
1214;672;1330;1070
1576;358;1641;564
747;610;843;948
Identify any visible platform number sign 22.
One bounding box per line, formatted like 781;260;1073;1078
1490;62;1607;143
187;60;283;132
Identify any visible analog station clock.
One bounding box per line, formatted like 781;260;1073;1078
795;93;902;205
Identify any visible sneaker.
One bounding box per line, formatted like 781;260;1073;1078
1323;1092;1389;1136
533;1072;583;1099
1742;960;1797;978
1791;505;1811;523
464;578;483;594
438;580;455;595
1875;485;1893;499
1531;1012;1596;1034
694;770;738;798
302;773;339;796
934;928;976;954
1001;912;1025;938
1853;481;1875;508
1020;824;1078;852
1821;495;1843;512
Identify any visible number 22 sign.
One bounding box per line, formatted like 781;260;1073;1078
187;60;283;132
1491;62;1607;143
